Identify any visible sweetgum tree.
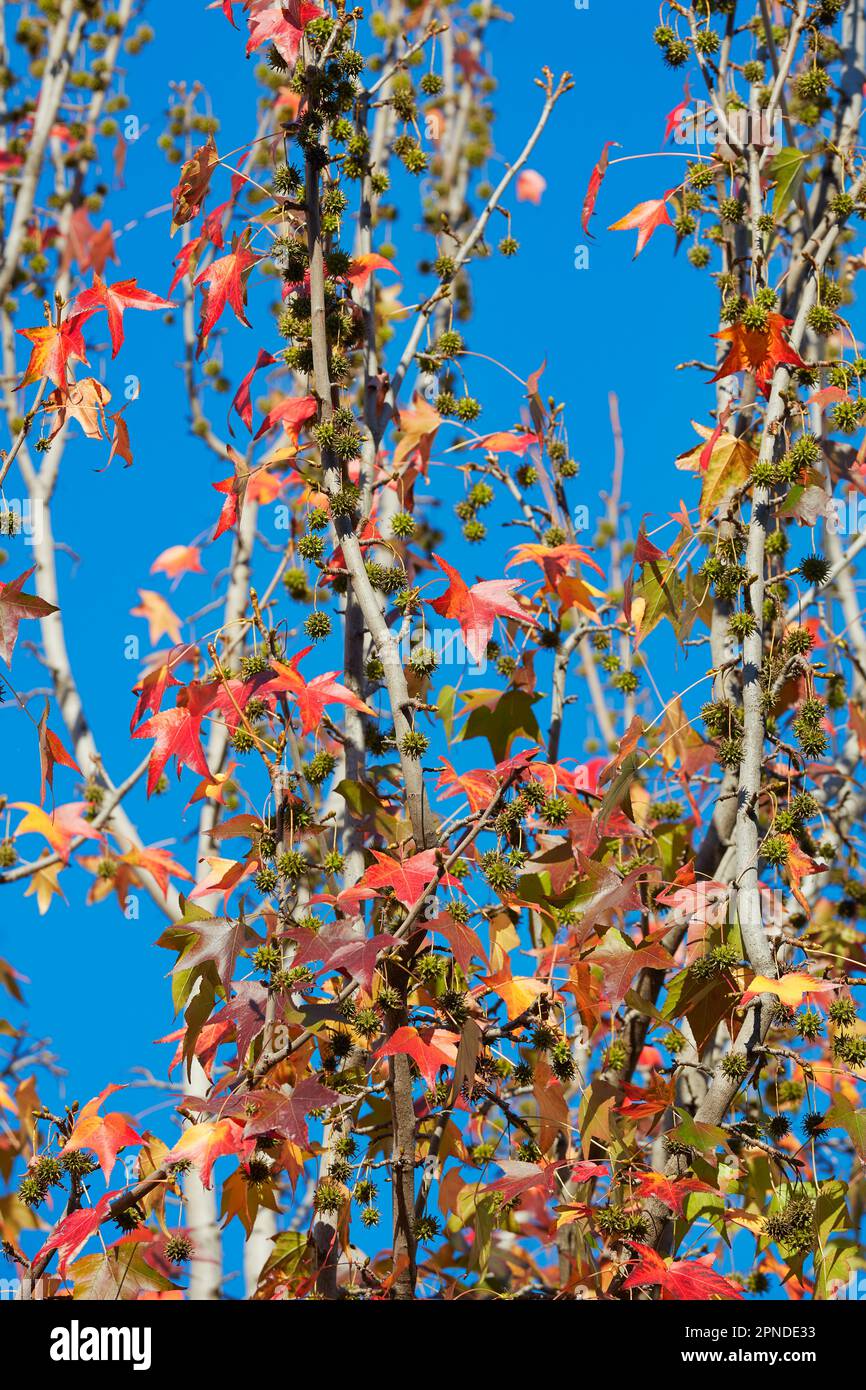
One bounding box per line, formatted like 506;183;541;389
1;0;866;1303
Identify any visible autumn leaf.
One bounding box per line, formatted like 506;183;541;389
516;169;546;204
608;192;673;257
633;1171;715;1215
245;0;323;64
712;311;806;397
675;421;757;525
194;234;260;352
590;929;674;1006
284;920;399;990
581;141;619;237
741;972;837;1008
427;910;488;975
253;392;317;441
131;589;183;647
24;857;66;915
171;136;219;234
488;1159;607;1207
351;847;464;910
623;1243;742;1300
344;252;398;288
150;545;205;583
16;313;92;389
12;801;102;861
132;681;217;795
240;1078;340;1147
43;376;112;442
164;1118;249;1188
465;429;539;456
60;1083;141;1182
171;913;254;992
33;1193;116;1278
392;393;441;470
374;1025;459;1088
74;274;175;356
430;552;534;664
260;648;375;734
230;348;276;433
37;699;79;805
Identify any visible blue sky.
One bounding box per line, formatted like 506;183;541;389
1;0;744;1282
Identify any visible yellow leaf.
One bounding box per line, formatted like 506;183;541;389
24;858;65;915
742;972;836;1007
676;423;757;525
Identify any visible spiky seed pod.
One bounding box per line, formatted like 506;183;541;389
765;528;789;557
542;795;570;827
399;730;429;759
663;38;690;67
165;1234;194;1264
277;849;306;879
254;866;279;894
390;510;416;538
795;1008;823;1041
711;943;740;970
802;1111;826;1139
783;627;814;656
298;534;325;562
721;1051;749;1081
798;553;831;586
796;67;830;101
717;736;744;769
304;611;332;641
728;611;758;641
252;942;282;974
829;997;857;1028
691;954;721;981
806;303;837;336
306;751;337;784
60;1151;99;1177
463;519;487;542
833;1033;866;1067
762;835;790;868
688;245;711;268
115;1205;144;1233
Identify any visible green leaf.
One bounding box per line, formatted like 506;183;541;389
769;147;807;216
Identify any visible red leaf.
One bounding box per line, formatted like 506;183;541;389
61;1084;141;1182
353;847;464;910
374;1025;458;1088
33;1193;115;1277
240;1078;340;1146
245;1;323;64
581;141;618;237
623;1243;742;1300
712;312;806;398
608;192;674;257
230;349;276;433
253;391;317;441
633;1171;715;1215
427;909;488;975
260;649;374;734
171;914;253;994
0;567;58;665
74;275;175;357
132;681;216;795
171;138;219;234
164;1118;250;1188
194;234;260;352
16;313;92;389
429;552;533;664
37;700;80;805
